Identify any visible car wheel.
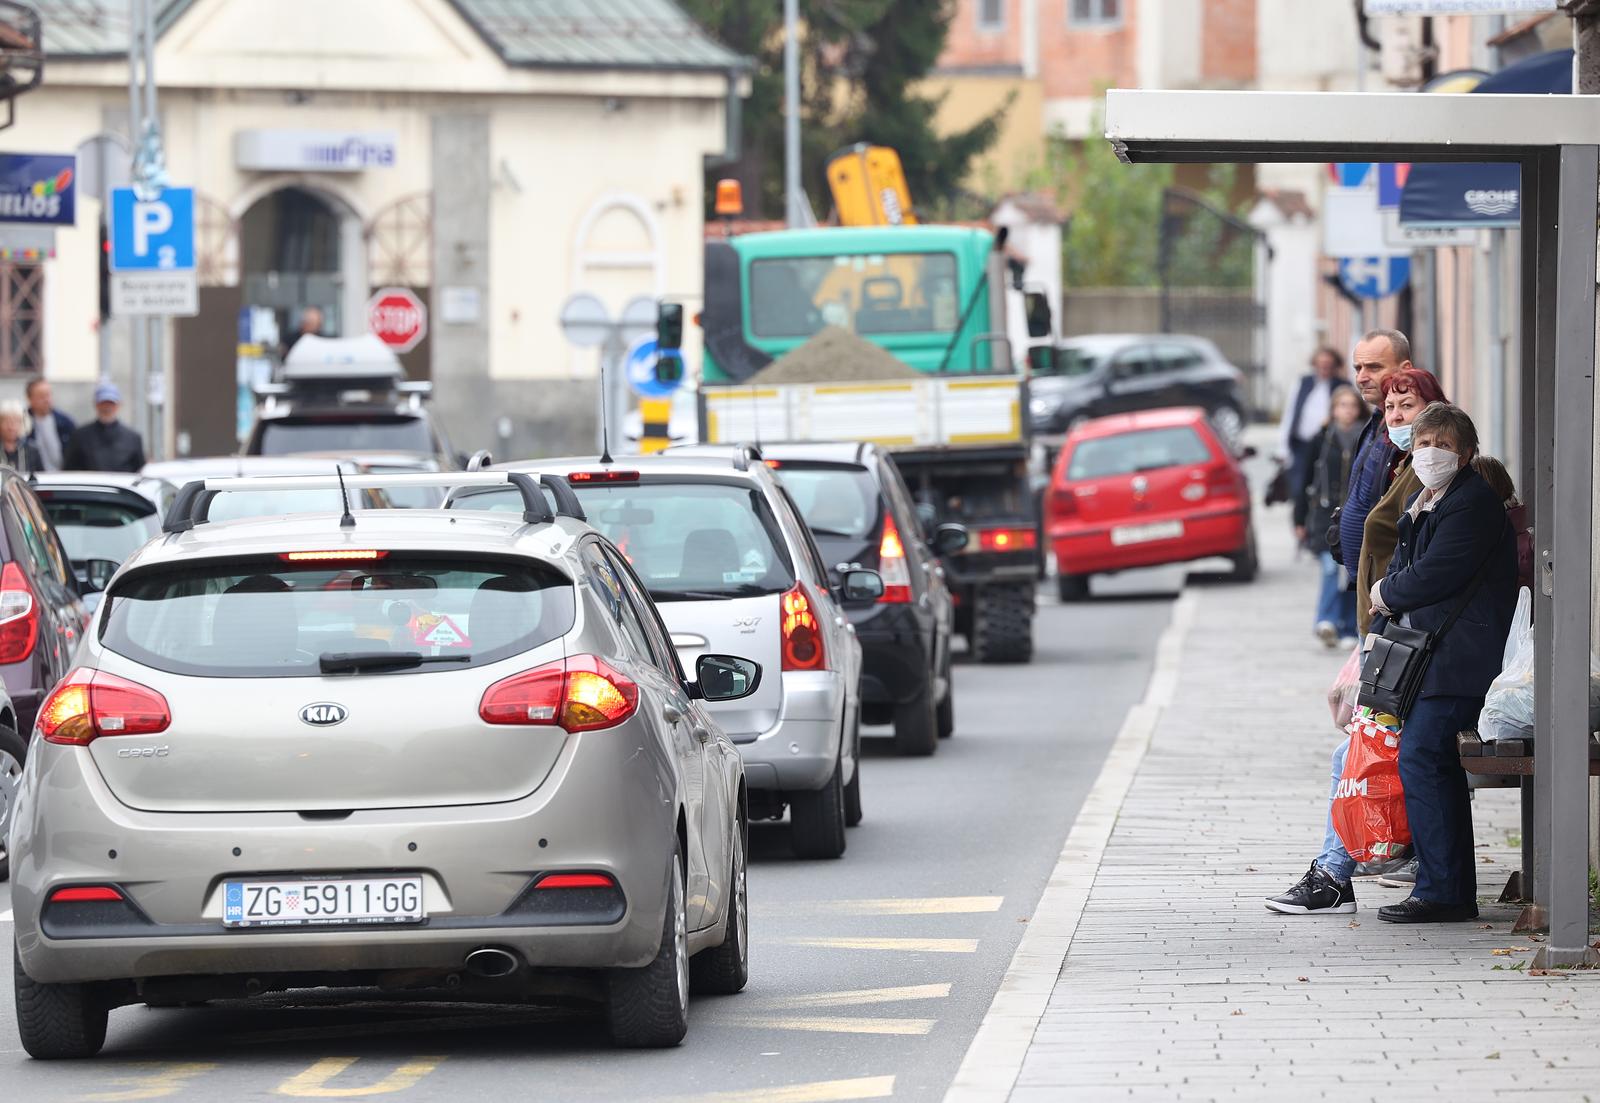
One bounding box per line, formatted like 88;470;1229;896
1211;404;1245;449
1229;526;1260;582
1056;573;1091;603
0;723;24;882
936;652;955;740
607;844;690;1048
14;943;108;1060
893;685;938;757
790;759;846;859
843;713;863;827
690;814;748;995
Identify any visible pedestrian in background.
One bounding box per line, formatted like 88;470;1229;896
0;401;42;475
1471;454;1534;593
1276;346;1349;511
63;382;145;473
1294;383;1364;648
281;305;324;360
1369;402;1517;923
24;377;75;473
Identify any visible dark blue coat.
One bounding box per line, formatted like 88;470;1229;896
1337;411;1395;569
1372;465;1518;701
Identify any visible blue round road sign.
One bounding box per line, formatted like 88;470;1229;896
625;336;683;398
1338;256;1411;301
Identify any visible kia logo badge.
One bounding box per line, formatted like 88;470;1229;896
300;703;348;726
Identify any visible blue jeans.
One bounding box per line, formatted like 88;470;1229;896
1315;551;1358;638
1398;694;1482;906
1315;737;1356;882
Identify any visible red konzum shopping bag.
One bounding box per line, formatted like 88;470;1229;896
1330;711;1411;863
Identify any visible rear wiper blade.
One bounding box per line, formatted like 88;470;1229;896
652;589;736;602
806;527;858;538
318;651;473;674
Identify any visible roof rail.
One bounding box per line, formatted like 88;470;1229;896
663;441;764;471
161;471;563;534
537;474;587;521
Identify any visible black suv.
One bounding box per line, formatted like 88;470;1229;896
763;442;964;757
1029;334;1248;447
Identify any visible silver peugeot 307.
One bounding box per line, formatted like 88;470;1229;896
8;472;756;1058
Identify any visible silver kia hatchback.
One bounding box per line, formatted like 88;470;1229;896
8;472;756;1057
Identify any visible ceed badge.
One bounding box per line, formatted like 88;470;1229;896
300;702;348;727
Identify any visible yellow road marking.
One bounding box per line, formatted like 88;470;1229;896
762;982;952;1008
729;1014;935;1036
668;1075;896;1103
768;896;1002;916
83;1063;219;1101
773;935;978;953
275;1057;444;1098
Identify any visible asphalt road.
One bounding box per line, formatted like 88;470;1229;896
0;569;1182;1103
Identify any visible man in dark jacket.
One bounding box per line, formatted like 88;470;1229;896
63;382;146;473
1333;329;1413;570
1369;402;1517;922
24;377;75;472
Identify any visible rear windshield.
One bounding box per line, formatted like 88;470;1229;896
39;499;159;564
256;416;433;455
1067;426;1213;481
100;555;574;678
774;464;880;540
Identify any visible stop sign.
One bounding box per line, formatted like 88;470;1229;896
367;286;427;353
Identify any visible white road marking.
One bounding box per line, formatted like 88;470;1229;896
761;982;952;1009
773;935;978;953
728;1015;935;1036
763;896;1002;917
667;1076;896;1103
0;910;11;923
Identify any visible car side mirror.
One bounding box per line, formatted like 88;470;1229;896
841;568;884;605
1023;291;1053;338
75;557;118;595
934;523;968;556
695;654;761;702
1027;344;1054;375
1240;445;1259;459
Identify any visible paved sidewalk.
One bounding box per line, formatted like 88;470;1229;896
949;514;1600;1101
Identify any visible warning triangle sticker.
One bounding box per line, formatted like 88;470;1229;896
421;615;471;648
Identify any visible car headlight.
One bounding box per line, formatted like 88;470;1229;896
1029;397;1055;417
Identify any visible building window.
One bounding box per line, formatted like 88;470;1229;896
0;262;43;376
1069;0;1121;27
978;0;1004;31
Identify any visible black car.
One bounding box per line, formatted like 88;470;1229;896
1029;334;1248;447
763;442;964;757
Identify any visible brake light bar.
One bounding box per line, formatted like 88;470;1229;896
49;886;124;903
536;872;617;890
279;550;389;562
568;470;640;484
977;527;1038;553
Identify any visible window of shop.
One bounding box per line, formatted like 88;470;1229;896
1069;0;1121;27
0;261;43;375
978;0;1004;31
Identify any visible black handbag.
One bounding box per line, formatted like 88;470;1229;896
1357;546;1496;721
1264;462;1292;506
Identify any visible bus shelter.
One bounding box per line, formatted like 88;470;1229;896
1105;89;1598;966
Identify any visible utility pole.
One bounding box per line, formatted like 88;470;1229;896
783;0;802;227
1574;1;1600;94
126;0;168;458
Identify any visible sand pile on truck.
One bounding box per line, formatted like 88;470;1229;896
748;326;923;384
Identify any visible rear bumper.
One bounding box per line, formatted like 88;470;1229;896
732;670;844;794
1050;506;1250;575
11;731;681;985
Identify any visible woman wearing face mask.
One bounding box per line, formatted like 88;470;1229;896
1367;402;1518;923
1295;384;1365;648
1354;368;1447;641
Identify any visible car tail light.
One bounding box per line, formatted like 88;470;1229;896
479;655;638;731
0;560;37;664
780;583;826;671
1206;464;1244;496
876;515;912;604
49;885;124;903
39;669;171;746
1047;486;1078;521
280;550;387;562
536;872;616;890
568;470;640;484
977;527;1038;553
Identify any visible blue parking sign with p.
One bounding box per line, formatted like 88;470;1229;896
110;187;195;272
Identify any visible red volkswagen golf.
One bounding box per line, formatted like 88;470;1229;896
1044;407;1258;601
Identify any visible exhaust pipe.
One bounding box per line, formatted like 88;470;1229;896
464;947;520;978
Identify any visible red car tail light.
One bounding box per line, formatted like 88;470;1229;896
280;550;388;562
1206;463;1245;497
977;527;1038;553
536;872;617;890
0;560;38;664
780;583;826;671
1047;486;1078;521
479;655;638;732
49;885;124;903
39;669;171;746
877;515;912;604
568;470;640;484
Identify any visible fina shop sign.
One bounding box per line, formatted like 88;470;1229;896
235;129;397;173
1364;1;1555;12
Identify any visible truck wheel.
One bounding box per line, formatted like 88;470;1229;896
893;686;938;757
1056;573;1090;603
1229;528;1260;582
15;944;108;1060
972;583;1035;664
608;845;690;1047
843;712;863;826
790;760;846;859
690;815;748;995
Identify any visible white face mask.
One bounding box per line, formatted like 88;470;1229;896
1411;445;1460;490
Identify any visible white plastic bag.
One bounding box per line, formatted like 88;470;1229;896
1479;588;1533;742
1328;643;1362;732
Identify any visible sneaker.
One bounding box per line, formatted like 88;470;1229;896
1376;857;1418;889
1316;621;1338;648
1265;862;1357;914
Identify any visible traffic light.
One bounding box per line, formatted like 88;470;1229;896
98;218;111;321
655;351;684;385
657;301;683;351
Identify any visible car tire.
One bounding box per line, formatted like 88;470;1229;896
608;844;690;1047
843;714;864;827
893;686;938;757
1056;573;1091;603
0;723;25;883
971;582;1035;664
1210;404;1245;449
690;814;748;995
790;760;846;860
1229;527;1260;583
14;944;108;1060
936;652;955;740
